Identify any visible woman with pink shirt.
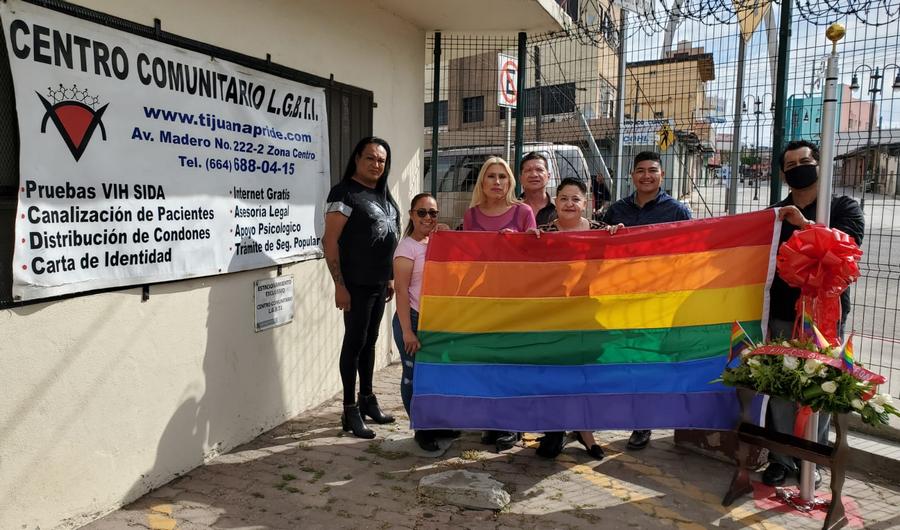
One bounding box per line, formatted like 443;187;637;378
463;157;537;451
463;157;538;234
392;193;452;451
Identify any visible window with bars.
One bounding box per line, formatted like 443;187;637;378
462;96;484;123
424;100;449;127
521;82;577;117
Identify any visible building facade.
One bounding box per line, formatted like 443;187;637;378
0;1;566;528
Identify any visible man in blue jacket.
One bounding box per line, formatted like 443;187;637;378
603;150;692;228
603;150;692;450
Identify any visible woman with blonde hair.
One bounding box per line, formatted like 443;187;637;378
463;157;537;233
462;157;536;451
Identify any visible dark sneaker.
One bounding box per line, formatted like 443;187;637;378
535;432;566;459
414;431;440;452
433;429;461;439
626;429;651;450
495;431;521;451
762;462;790;486
480;430;501;445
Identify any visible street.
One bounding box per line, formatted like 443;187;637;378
688;180;900;400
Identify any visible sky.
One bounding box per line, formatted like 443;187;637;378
616;0;900;147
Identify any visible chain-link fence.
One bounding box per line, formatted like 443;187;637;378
424;0;900;398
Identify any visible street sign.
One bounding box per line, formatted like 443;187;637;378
623;119;673;146
657;123;675;151
497;53;518;108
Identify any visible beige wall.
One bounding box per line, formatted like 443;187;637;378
0;1;424;528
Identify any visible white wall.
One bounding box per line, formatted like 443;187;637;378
0;1;424;528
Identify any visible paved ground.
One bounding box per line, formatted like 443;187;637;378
86;364;900;530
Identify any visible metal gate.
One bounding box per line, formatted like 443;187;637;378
425;0;900;399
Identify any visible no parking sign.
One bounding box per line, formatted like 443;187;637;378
497;53;518;108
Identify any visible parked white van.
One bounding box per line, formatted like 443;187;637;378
423;143;592;228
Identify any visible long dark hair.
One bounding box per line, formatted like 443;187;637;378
404;192;435;237
342;136;392;188
343;136;399;227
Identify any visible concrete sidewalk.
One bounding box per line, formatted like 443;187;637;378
85;364;900;530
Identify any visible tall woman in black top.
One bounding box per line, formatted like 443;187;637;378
323;137;400;438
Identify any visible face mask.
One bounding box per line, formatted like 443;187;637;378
784;164;818;189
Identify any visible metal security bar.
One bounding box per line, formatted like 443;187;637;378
425;0;900;399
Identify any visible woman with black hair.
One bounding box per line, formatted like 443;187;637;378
323;136;401;439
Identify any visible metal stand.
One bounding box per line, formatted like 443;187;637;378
723;388;849;530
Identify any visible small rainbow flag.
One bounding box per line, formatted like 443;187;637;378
729;321;755;363
841;333;855;371
411;210;777;431
802;309;831;350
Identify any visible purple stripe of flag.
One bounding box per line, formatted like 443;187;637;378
410;392;746;431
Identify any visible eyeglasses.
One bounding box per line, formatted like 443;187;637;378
414;209;439;218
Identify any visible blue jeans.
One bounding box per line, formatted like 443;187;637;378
392;308;419;416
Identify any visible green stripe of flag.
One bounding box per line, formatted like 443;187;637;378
417;321;763;365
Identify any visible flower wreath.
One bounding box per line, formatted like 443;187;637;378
719;221;897;428
719;335;897;427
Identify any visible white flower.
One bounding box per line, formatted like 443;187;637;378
871;394;893;406
851;399;865;410
803;359;821;375
781;341;792;347
748;357;761;366
800;374;810;384
817;365;829;378
783;356;800;370
821;381;838;394
872;403;885;414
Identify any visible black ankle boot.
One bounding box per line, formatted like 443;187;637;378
358;393;395;424
342;404;375;439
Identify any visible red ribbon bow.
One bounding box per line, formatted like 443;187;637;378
776;224;862;342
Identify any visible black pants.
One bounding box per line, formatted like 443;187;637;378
340;282;387;405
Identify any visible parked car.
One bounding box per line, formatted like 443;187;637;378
423;143;592;228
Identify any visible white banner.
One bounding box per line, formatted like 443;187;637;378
2;1;329;300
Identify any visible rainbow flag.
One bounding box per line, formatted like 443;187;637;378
729;321;755;363
802;309;831;349
840;333;855;371
411;211;777;431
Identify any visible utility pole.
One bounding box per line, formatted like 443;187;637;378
728;36;746;215
534;46;542;143
769;0;793;204
614;10;628;200
514;31;527;194
430;32;441;197
754;100;761;201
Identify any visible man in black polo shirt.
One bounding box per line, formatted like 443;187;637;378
763;140;865;486
519;151;558;227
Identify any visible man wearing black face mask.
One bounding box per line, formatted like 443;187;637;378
762;140;865;487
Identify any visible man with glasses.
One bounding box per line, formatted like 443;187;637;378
763;140;865;487
603;150;692;451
